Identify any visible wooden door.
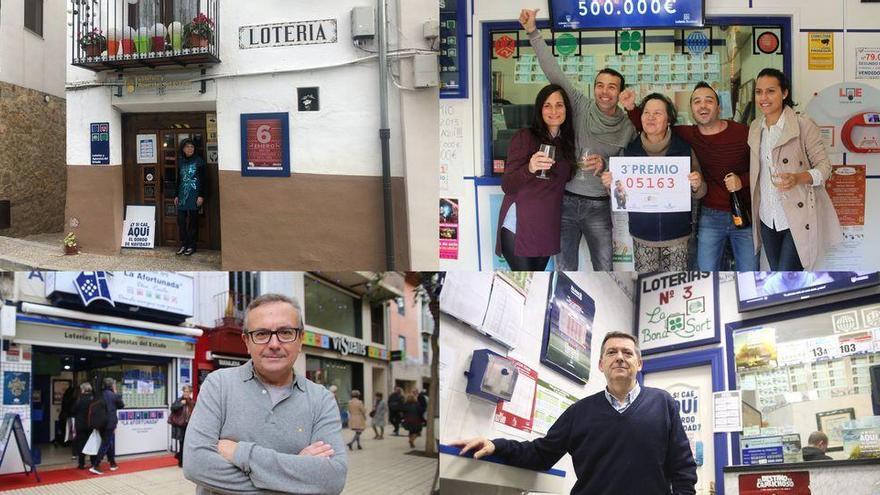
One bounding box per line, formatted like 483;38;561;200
158;130;208;247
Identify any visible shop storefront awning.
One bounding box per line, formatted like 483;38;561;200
20;302;203;337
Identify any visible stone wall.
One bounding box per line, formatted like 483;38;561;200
0;81;66;237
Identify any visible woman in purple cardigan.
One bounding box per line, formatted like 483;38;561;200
496;84;575;270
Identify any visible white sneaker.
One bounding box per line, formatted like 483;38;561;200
89;467;103;475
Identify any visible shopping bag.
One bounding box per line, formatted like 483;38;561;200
82;430;102;456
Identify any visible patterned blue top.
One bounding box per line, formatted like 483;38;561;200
177;155;205;211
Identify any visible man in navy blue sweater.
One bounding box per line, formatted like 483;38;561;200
452;332;697;495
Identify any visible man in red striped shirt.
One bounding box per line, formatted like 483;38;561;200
621;82;758;271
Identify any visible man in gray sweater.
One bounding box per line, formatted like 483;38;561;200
519;9;636;271
183;294;347;494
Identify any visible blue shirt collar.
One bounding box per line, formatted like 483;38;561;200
604;381;641;413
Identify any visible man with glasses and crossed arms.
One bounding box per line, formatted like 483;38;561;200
184;294;347;494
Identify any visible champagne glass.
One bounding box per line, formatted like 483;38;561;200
576;148;591;180
537;144;555;180
770;166;787;199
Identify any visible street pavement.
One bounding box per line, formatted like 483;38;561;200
0;233;221;270
0;431;437;495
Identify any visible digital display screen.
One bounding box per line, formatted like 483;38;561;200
548;0;704;30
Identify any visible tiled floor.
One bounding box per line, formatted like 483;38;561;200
2;432;437;494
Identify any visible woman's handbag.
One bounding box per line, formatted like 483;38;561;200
82;429;101;456
168;401;187;428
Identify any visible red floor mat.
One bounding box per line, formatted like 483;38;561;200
0;454;178;491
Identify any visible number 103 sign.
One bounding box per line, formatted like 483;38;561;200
609;156;691;213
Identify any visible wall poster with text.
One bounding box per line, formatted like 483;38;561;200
240;113;290;177
540;272;595;383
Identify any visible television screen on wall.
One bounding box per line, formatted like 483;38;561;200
735;272;880;312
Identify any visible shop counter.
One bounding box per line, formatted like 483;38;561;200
439;444;566;495
723;458;880;495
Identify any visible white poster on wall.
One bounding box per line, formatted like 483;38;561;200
644;366;715;495
856;48;880;80
636;273;717;354
136;134;157;164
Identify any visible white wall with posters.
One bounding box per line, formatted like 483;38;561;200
439;271;635;494
441;0;880;270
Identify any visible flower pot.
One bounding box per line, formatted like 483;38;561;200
120;39;135;55
84;44;103;57
64;245;79;255
106;39;119;57
188;34;209;48
151;36;166;52
135;36;151;53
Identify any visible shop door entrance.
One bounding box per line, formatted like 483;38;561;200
122;113;220;250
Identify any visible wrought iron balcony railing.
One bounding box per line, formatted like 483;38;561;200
71;0;220;71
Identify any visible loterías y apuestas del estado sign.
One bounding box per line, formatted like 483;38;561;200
239;19;337;49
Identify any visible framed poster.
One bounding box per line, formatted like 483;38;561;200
136;134;158;164
51;379;71;405
635;272;720;355
540;272;595;383
240;112;290;177
816;408;855;452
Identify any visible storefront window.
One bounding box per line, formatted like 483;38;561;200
731;299;880;463
305;276;361;338
487;23;784;175
306;356;363;416
77;363;168;408
371;303;386;345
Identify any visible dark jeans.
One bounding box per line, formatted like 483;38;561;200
176;426;187;466
697;207;758;271
74;429;94;468
500;228;550;271
93;428;116;467
390;411;401;433
177;209;199;249
760;222;804;270
559;193;613;271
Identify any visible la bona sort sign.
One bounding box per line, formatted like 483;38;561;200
636;272;718;354
301;329;389;360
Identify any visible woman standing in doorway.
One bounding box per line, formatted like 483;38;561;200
174;138;205;256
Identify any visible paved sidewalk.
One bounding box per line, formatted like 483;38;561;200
1;433;437;494
0;233;221;270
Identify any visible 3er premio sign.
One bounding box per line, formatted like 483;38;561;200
636;272;719;354
240;113;290;177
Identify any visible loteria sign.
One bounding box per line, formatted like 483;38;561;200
240;19;337;49
636;272;719;354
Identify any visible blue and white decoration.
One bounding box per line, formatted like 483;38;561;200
75;271;115;307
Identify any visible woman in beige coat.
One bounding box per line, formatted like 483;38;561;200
347;390;367;450
748;68;842;270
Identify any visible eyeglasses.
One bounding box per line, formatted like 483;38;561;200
244;327;303;344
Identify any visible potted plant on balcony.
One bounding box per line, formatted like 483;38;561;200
184;13;214;48
79;28;107;58
62;232;79;255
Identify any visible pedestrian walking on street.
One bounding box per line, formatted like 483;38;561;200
90;377;125;475
388;387;404;436
402;391;425;449
71;382;95;470
371;392;387;440
347;390;366;450
169;384;195;467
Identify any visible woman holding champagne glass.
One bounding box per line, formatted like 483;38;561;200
747;68;842;270
495;84;575;270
